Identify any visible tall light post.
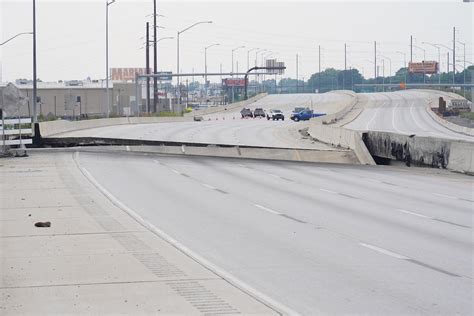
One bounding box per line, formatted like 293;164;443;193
231;45;245;74
177;21;212;104
396;51;407;84
247;48;259;71
422;42;441;86
318;45;322;93
32;0;37;122
143;36;173;113
254;49;266;93
105;0;116;118
231;45;245;102
457;40;466;96
413;44;426;83
430;43;454;86
378;54;392;90
150;12;165;113
204;43;219;95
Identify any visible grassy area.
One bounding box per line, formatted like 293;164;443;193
460;112;474;120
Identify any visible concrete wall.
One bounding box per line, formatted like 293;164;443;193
364;131;474;174
39;116;193;137
314;90;358;125
307;91;375;165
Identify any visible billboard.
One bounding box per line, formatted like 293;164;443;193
408;61;438;74
111;68;152;81
222;78;247;87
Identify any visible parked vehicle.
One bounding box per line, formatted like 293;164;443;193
241;108;253;118
266;109;285;121
253;108;266;118
290;109;326;121
293;107;309;114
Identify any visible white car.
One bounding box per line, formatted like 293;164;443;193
266;109;285;121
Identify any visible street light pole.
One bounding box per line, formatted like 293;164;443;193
146;22;150;113
247;48;258;71
413;44;426;84
177;21;212;105
396;51;407;84
344;43;347;90
457;40;466;96
231;45;245;102
32;0;37;123
378;54;392;90
318;45;321;93
105;0;116;118
204;43;219;96
422;42;441;87
231;45;245;74
153;0;158;113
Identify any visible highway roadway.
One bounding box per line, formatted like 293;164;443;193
76;151;473;315
344;90;474;142
57;92;352;149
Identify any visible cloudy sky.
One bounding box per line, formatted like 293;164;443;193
0;0;472;83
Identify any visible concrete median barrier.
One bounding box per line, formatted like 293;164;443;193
40;137;358;165
39;116;194;138
307;91;375;165
308;123;375;165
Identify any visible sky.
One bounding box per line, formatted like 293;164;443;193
0;0;472;83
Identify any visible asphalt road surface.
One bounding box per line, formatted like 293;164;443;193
344;90;474;142
57;92;352;149
77;151;473;315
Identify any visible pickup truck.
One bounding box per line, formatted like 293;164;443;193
290;109;326;121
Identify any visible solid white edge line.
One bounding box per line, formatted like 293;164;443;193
254;204;281;215
319;188;337;194
76;164;299;316
397;209;431;219
359;243;410;260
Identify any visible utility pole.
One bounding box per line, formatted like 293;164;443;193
33;0;37;123
153;0;158;113
410;35;413;63
146;22;150;113
453;26;456;86
343;43;346;90
382;59;385;92
457;40;466;96
318;45;321;93
374;41;377;92
447;52;450;84
296;54;299;93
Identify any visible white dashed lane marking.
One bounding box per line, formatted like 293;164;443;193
319;188;337;194
397;209;431;219
254;204;281;215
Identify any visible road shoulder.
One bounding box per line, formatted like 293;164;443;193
0;152;280;315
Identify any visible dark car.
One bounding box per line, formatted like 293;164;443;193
241;108;253;118
267;109;285;121
253;108;265;118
